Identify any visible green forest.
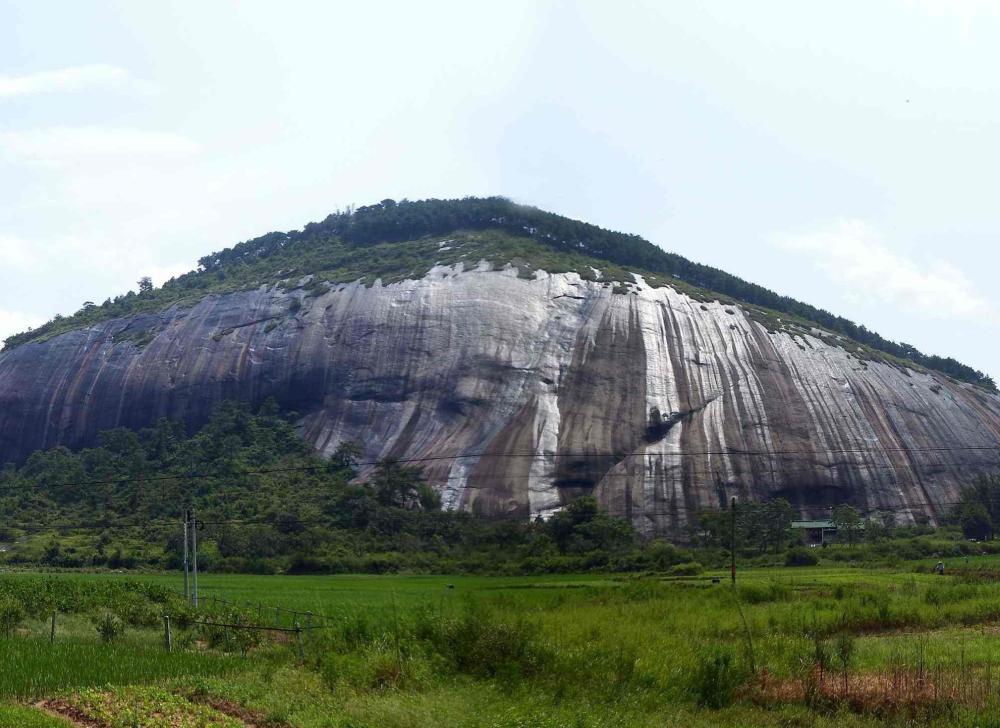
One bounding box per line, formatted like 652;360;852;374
4;197;993;390
0;400;654;574
1;400;995;575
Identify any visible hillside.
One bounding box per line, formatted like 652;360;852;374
1;197;999;534
5;197;993;390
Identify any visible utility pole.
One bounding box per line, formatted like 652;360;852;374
730;496;737;585
163;614;172;652
191;507;199;608
182;510;190;600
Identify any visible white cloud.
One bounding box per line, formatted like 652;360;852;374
0;127;199;165
0;228;199;352
0;309;44;345
0;235;37;270
775;220;997;321
0;64;147;98
147;263;195;287
1;230;195;297
44;235;185;284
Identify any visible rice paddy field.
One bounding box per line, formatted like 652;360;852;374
5;561;1000;726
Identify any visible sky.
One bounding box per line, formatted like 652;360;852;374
1;0;998;379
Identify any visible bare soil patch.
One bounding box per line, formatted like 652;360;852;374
34;700;106;728
750;666;997;716
185;693;292;728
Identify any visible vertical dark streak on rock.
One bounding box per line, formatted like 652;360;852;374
556;298;647;505
745;324;831;509
464;398;537;518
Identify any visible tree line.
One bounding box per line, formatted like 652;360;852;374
200;197;995;389
1;397;974;575
5;197;990;390
0;401;659;574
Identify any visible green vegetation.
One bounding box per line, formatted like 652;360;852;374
0;576;234;701
0;640;232;699
955;473;1000;540
63;686;241;728
1;398;996;578
7;565;1000;725
0;704;69;727
0;400;669;574
3;197;992;389
1;207;996;725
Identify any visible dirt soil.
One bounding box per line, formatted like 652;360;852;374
34;700;106;728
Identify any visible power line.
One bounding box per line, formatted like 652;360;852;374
5;475;995;529
95;456;999;500
0;492;990;534
1;448;997;532
3;459;996;515
0;443;998;494
3;515;339;533
4;454;999;525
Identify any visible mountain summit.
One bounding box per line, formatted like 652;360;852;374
1;197;997;532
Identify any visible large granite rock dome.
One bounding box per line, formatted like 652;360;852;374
2;261;997;534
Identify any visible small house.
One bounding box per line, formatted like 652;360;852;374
791;519;836;545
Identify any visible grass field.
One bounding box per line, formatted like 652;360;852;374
5;561;1000;726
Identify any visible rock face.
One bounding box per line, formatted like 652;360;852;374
2;263;999;533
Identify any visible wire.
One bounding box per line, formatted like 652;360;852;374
0;447;995;532
190;619;299;633
191;591;342;625
0;442;998;494
0;491;989;535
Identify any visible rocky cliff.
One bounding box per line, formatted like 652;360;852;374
2;259;998;534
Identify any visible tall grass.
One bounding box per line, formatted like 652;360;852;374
8;568;1000;725
0;640;236;698
0;703;70;727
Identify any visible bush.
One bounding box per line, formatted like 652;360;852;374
0;598;25;638
419;606;550;680
646;540;684;569
95;611;126;643
667;561;703;576
198;609;262;655
170;603;197;631
112;594;160;628
739;580;790;604
785;547;819;567
690;647;745;708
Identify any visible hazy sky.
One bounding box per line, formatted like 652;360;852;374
2;1;999;379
